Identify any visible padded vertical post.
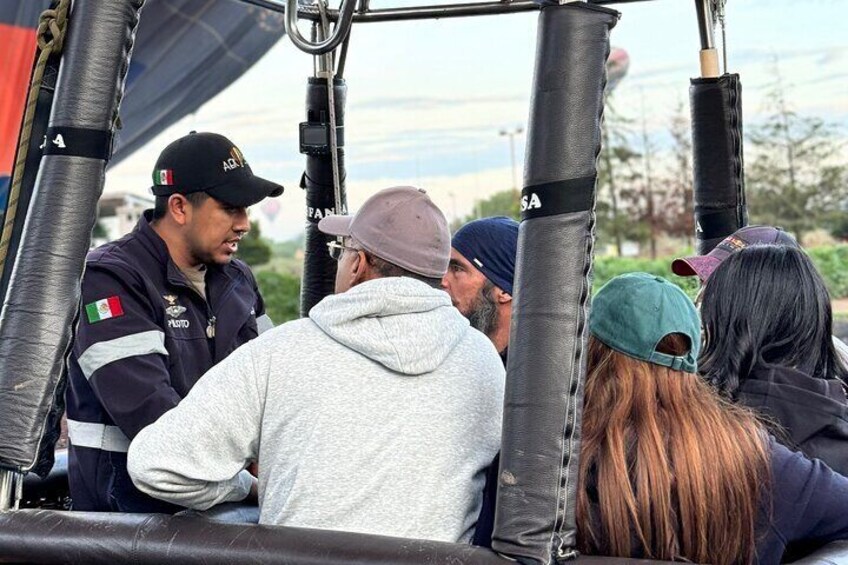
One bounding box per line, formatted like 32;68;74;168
299;77;347;316
0;0;145;476
690;74;746;254
491;3;618;564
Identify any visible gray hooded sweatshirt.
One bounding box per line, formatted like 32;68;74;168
128;277;505;543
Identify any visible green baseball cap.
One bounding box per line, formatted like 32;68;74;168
589;273;701;373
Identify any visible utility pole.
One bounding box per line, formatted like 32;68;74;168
500;127;524;192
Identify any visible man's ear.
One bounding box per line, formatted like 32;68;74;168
349;250;369;287
167;194;191;226
494;286;512;305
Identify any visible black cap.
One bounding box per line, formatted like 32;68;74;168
151;132;284;207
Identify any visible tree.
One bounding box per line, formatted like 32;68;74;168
597;103;649;255
453;188;520;230
599;123;625;256
92;220;108;239
603;142;648;249
746;68;848;244
271;234;304;258
237;220;272;267
830;213;848;242
638;90;660;259
657;100;695;246
256;270;301;323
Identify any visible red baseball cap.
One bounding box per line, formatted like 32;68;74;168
672;226;799;282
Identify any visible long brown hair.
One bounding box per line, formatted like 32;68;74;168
576;334;770;565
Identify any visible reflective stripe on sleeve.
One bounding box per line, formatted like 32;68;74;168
67;419;130;453
256;314;274;334
78;330;168;380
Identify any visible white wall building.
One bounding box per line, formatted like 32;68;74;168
93;192;154;247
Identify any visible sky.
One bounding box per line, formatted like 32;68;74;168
105;0;848;241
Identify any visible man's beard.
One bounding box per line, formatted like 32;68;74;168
186;234;230;267
466;281;499;338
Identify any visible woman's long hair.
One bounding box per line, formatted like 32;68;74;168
576;334;770;565
699;244;848;396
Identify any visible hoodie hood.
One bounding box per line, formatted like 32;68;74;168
309;277;470;375
738;364;848;475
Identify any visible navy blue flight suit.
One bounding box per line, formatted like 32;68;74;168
65;211;272;512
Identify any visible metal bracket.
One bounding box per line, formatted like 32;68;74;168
0;468;23;512
285;0;356;54
241;0;650;25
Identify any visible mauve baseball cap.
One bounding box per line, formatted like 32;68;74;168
672;225;799;282
317;186;451;278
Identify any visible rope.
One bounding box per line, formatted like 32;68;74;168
0;0;71;270
716;0;728;74
710;0;728;74
316;0;343;217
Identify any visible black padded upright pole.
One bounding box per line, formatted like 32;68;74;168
299;77;347;316
690;74;746;254
0;0;145;478
492;4;618;564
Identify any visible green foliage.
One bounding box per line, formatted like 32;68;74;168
92;220;108;239
592;255;700;299
255;256;302;277
453;189;520;230
256;270;301;324
807;245;848;299
271;235;304;259
249;245;848;326
252;232;303;324
237;220;272;267
592;245;848;301
828;213;848;242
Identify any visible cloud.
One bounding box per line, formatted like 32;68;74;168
732;45;845;66
351;94;525;111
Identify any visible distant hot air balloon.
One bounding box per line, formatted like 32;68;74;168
605;47;630;94
261;198;281;223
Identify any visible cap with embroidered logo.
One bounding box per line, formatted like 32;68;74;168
590;272;701;374
672;225;798;282
151;131;283;207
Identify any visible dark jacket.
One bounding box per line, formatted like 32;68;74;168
555;440;848;563
66;212;270;512
473;347;506;547
737;364;848;476
759;440;848;563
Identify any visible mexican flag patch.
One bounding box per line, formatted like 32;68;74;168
85;296;124;323
153;169;174;186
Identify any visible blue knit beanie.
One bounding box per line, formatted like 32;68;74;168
451;216;519;295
